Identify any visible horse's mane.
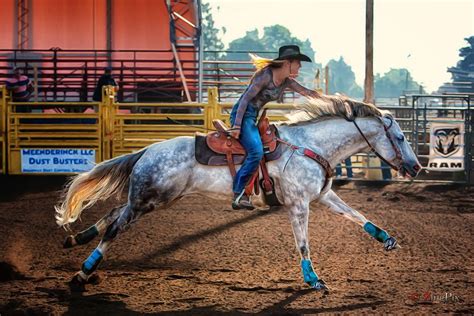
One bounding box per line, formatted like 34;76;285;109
282;94;390;125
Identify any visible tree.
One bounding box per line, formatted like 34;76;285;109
326;57;363;98
374;68;420;98
201;2;225;59
457;36;474;73
439;36;474;93
226;29;266;60
449;36;474;91
224;25;321;85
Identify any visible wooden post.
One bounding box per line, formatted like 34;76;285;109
364;0;374;104
101;85;116;160
324;66;329;95
171;43;192;103
207;87;218;130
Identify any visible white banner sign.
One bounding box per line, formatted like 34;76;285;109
427;123;464;171
21;149;96;173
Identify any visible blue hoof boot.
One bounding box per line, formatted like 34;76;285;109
311;279;329;291
384;236;398;251
301;259;328;291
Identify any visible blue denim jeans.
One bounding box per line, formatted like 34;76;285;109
335;158;353;178
230;103;263;193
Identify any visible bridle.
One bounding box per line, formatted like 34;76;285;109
349;115;404;172
273;112;404;189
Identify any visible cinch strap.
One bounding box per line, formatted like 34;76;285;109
277;138;333;189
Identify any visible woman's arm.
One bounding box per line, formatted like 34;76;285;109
233;70;271;129
286;78;321;98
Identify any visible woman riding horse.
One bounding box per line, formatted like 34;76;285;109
230;45;320;210
55;46;421;291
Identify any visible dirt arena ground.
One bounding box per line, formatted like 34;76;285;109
0;178;473;315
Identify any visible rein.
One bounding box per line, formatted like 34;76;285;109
349;116;402;172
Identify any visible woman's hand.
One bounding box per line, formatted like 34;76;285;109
229;127;241;139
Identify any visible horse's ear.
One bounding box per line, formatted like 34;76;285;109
381;115;394;129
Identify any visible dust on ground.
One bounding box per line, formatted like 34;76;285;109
0;180;473;315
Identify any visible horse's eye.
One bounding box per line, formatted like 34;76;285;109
397;135;405;142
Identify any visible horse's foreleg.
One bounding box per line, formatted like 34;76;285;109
287;203;328;291
319;189;398;250
63;204;125;249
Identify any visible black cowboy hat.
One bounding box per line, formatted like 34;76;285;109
274;45;312;62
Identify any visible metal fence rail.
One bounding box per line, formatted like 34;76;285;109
3;86;103;174
1;85;473;184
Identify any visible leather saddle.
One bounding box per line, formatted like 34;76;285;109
195;110;283;206
195;114;282;171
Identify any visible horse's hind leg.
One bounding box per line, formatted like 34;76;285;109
70;203;143;289
63;204;124;249
319;189;398;251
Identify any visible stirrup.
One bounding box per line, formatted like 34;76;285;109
232;192;255;210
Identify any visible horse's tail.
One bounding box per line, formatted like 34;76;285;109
55;148;147;228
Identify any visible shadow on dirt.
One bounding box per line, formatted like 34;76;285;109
111;208;280;270
0;175;69;202
2;286;387;315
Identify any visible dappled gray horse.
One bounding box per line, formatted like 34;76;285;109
56;95;421;290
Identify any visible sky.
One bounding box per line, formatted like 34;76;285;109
206;0;473;93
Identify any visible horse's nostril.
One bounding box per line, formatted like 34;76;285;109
413;164;421;172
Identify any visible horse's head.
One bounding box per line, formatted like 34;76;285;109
373;114;421;178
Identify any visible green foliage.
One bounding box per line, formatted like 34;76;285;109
326;57;363;98
440;36;474;93
374;68;420;97
458;36;474;72
452;35;474;84
226;29;266;58
201;2;224;58
224;25;321;86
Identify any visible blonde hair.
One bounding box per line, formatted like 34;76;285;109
248;53;284;80
249;53;284;71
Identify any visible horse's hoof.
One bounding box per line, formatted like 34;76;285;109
87;273;102;285
311;279;329;292
63;235;76;249
231;202;255;211
384;237;398;251
68;273;87;292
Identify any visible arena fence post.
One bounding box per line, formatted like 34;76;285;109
466;97;474;185
102;85;116;161
207;87;219;129
0;86;6;174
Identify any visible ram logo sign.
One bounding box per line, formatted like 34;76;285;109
428;123;464;171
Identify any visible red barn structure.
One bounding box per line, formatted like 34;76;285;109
0;0;203;102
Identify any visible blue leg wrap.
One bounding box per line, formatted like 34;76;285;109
301;259;319;286
364;222;389;243
82;248;103;275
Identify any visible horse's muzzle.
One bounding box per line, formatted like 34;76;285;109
401;162;422;178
